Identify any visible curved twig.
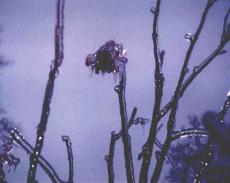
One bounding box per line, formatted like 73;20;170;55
62;136;74;183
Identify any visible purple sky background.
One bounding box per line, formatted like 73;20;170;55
0;0;229;182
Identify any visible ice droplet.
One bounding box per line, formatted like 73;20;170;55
193;66;199;73
114;85;120;93
150;7;155;14
184;33;193;42
227;90;230;97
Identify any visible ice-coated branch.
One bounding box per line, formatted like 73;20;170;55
62;136;74;183
217;91;230;122
221;7;230;43
171;128;208;141
159;7;230;120
194;90;230;182
10;129;63;183
139;0;165;182
105;132;116;183
27;0;65;182
105;107;137;183
0;162;6;183
116;69;135;183
154;138;184;177
151;1;216;182
193;138;213;183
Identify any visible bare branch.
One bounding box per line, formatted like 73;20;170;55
171;128;208;141
221;7;230;43
151;1;217;182
139;0;165;181
27;0;65;182
154;138;184;177
194;91;230;182
105;107;137;183
105;131;117;183
62;136;74;183
217;92;230;122
116;69;135;183
0;162;6;183
159;7;230;120
10;129;63;183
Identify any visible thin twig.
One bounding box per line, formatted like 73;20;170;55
151;1;216;182
115;69;135;183
62;136;74;183
217;93;230;122
154;138;184;177
10;129;63;183
139;0;165;182
105;107;137;183
105;132;116;183
159;7;230;120
27;0;65;182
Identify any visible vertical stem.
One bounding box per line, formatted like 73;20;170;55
117;69;135;183
106;132;116;183
105;107;137;183
139;0;164;182
27;0;65;182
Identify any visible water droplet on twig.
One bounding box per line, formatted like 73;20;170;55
184;33;193;42
150;7;155;14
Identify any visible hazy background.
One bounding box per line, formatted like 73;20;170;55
0;0;229;182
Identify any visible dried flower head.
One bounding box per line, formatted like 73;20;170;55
85;40;128;78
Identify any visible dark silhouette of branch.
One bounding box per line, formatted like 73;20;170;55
115;70;135;183
159;7;230;120
105;107;137;183
10;129;63;183
105;132;116;183
62;136;74;183
139;0;165;182
193;138;213;183
151;1;217;182
0;162;6;183
27;0;65;182
217;92;230;123
154;138;184;177
194;91;230;182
